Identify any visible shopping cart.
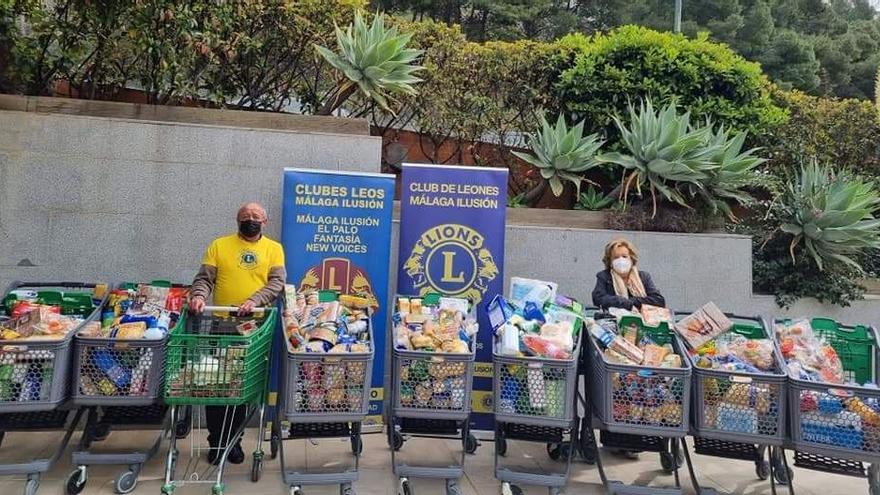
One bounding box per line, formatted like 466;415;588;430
673;314;790;495
388;297;477;495
493;317;583;495
161;305;276;495
274;299;374;495
66;281;190;495
773;317;880;495
0;281;104;495
585;314;694;495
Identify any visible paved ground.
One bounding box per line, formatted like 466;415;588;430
0;428;870;494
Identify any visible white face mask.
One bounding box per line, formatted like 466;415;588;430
612;256;632;275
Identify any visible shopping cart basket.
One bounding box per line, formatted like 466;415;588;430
585;314;694;495
675;313;789;495
493;317;583;495
0;281;104;495
388;296;477;495
66;281;189;495
774;317;880;495
161;305;276;495
275;302;374;495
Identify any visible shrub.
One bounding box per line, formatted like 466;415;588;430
758;90;880;179
558;26;785;146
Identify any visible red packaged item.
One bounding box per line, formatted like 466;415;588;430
165;287;188;314
11;301;60;319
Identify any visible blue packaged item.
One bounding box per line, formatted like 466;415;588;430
714;354;761;374
487;295;516;335
120;314;157;328
818;395;844;414
92;349;132;389
717;403;758;433
802;411;864;449
522;301;546;323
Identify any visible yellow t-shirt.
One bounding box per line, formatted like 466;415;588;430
201;234;286;306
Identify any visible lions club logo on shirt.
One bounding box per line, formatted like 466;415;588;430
239;250;259;270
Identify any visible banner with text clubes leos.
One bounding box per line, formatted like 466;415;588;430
396;163;508;430
278;168;394;425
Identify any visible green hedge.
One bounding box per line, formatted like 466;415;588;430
557;26;785;145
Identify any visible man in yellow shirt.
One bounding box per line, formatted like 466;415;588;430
189;202;286;464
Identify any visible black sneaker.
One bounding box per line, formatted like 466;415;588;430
207;447;221;465
227;443;245;464
207;443;245;465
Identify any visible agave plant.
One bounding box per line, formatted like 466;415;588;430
315;12;424;115
693;126;766;221
778;161;880;271
575;185;617;211
512;114;604;199
598;99;722;216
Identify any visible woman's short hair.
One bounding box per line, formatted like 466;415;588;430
603;238;639;270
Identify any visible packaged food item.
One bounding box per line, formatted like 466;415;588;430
114;322;146;339
776;319;845;384
236;320;258;336
643;344;670;367
509;277;557;309
608;336;644;364
394;296;474;354
641;304;672;327
131;285;170;315
522;334;570;360
675;302;732;349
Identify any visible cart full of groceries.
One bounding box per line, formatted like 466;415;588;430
490;277;585;495
0;281;105;495
389;294;478;495
275;286;374;495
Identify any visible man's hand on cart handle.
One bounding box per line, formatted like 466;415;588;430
190;295;206;314
238;299;256;315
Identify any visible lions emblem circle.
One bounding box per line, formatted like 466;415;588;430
403;223;499;304
239;250;259;270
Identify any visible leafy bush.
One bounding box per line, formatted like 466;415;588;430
575;185;617;211
736;206;867;308
558;26;786;145
758;90;880;179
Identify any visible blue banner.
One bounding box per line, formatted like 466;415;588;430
396;163;508;430
277;168;395;426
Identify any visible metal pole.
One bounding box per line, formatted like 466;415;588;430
674;0;682;33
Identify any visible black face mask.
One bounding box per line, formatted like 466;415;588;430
238;220;262;238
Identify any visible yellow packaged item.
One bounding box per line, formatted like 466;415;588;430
116;322;146;339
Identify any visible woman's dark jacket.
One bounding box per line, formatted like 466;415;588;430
591;269;666;310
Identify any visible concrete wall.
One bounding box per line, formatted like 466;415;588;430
2;108;877;327
0;110;381;288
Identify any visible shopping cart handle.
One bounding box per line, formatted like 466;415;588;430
203;305;267;313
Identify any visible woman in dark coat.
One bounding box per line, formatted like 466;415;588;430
592;238;665;310
591;238;666;459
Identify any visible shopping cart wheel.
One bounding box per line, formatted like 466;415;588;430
770;447;791;485
161;484;175;495
445;479;461;495
66;469;86;495
659;450;683;473
290;486;303;495
548;487;564;495
465;433;479;454
340;483;356;495
350;434;363;455
91;422;111;442
500;482;522;495
496;436;508;457
392;430;404;451
398;477;412;495
24;477;39;495
114;468;138;494
755;460;770;481
211;483;225;495
869;463;880;495
251;452;263;482
547;442;570;461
